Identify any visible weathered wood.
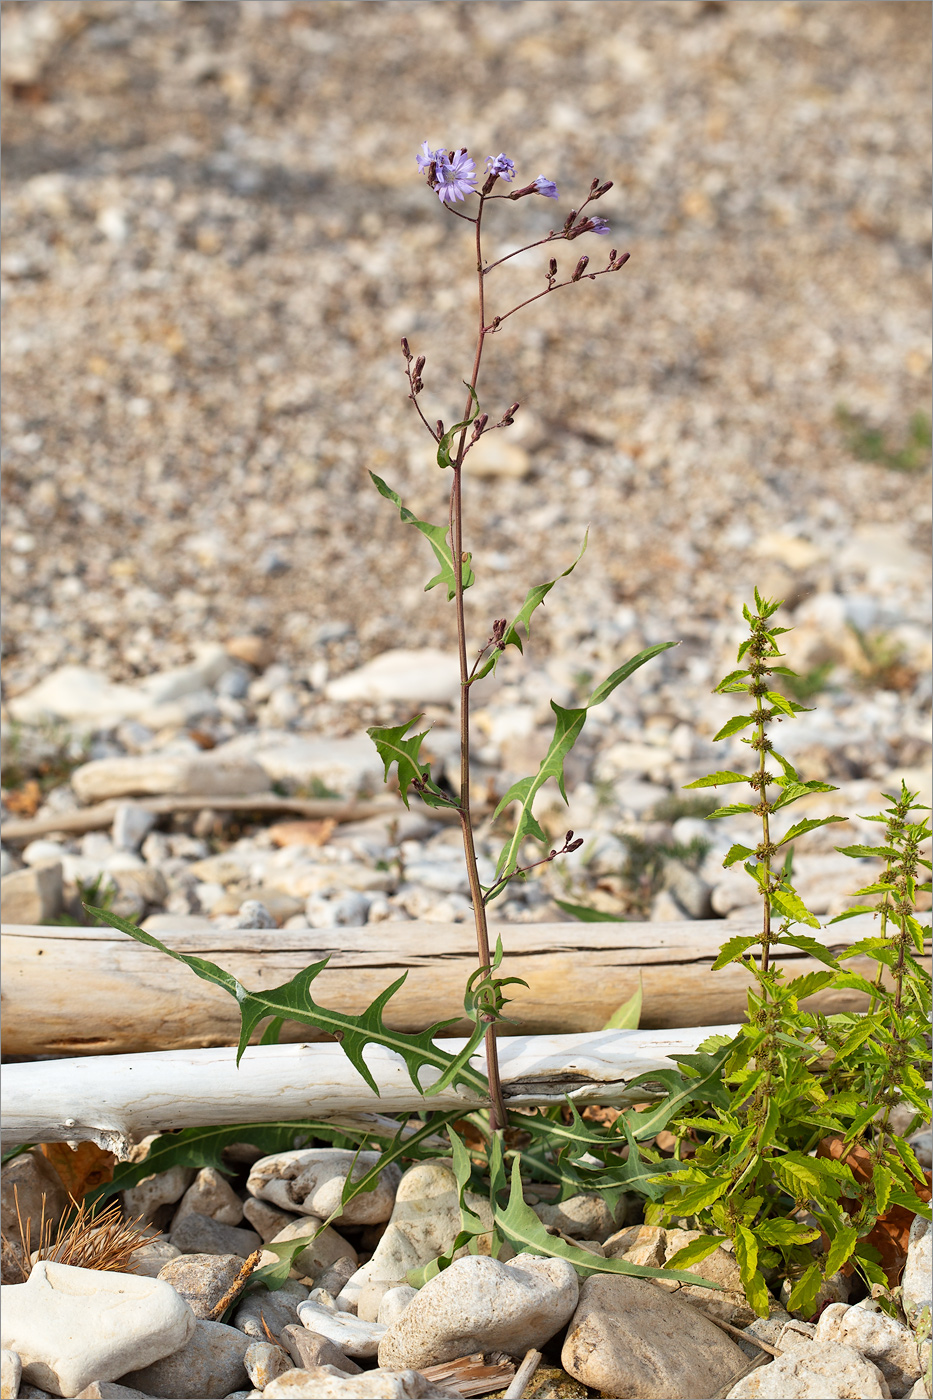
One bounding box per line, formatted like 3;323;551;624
0;1025;740;1156
0;793;414;843
0;914;901;1057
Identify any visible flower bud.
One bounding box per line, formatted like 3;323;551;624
548;257;558;278
400;337;411;360
436;419;445;438
611;251;631;270
571;255;589;281
470;413;489;442
414;355;426;378
595;180;613;198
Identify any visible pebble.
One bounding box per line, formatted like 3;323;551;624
277;1326;363;1375
122;1166;195;1225
246;1150;400;1225
0;864;63;925
724;1339;892;1399
130;1239;182;1278
242;1341;293;1389
815;1302;921;1395
263;1366;461;1398
0;1261;195;1398
232;1281;310;1341
157;1254;247;1320
169;1213;261;1259
172;1168;245;1230
262;1218;358;1283
562;1272;748;1399
377;1253;579;1371
111;804;157;853
240;1199;299;1243
295;1302;386;1359
120;1319;250;1400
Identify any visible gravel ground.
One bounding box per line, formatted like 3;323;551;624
1;1;930;931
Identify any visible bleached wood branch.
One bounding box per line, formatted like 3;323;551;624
0;913;891;1056
0;1025;738;1159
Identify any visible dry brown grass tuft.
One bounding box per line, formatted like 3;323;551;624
1;1185;151;1282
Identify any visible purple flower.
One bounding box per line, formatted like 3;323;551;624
485;152;516;182
590;217;611;235
432;148;477;203
416;141;437;174
533;175;559;199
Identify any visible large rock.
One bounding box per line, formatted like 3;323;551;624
171;1167;244;1229
263;1365;461;1398
156;1254;246;1320
295;1301;386;1359
71;753;270;803
725;1339;892;1398
120;1319;249;1399
815;1303;921;1395
169;1212;260;1258
6;667;149;727
533;1192;622;1242
216;733;384;798
246;1150;400;1225
0;863;63;924
561;1272;747;1400
377;1253;579;1371
0;1261;195;1398
658;1228;756;1327
325;650;461;706
263;1217;358;1283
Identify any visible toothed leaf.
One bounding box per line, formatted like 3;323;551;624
370;472;473;598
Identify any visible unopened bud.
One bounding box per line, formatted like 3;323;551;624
548;257;558;277
470;413;489;441
571;255;589;281
595;180;613;198
568;838;584;853
563;208;577;231
400;337;411;360
566;830;574;843
436;419;445;438
590;177;600;193
612;251;631;270
608;249;618;262
413;355;426;378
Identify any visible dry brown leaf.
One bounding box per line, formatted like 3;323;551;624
4;780;42;816
39;1142;116;1200
267;819;337;847
817;1136;932;1287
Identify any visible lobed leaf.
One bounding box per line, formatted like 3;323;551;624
778;817;847;845
684;771;750;789
473;536;588;681
769;890;821;930
437;383;481;469
369;472;473;599
713;715;757;741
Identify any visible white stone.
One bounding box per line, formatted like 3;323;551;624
377;1287;417;1328
295;1301;386;1358
0;864;62;924
129;1238;181;1278
263;1367;459;1399
136;645;231;707
171;1167;244;1229
325;650;461;706
21;841;68;868
306;892;372;928
243;1341;292;1389
0;1261;195;1397
122;1165;195;1224
71;753;270;803
903;1214;932;1316
377;1253;579;1371
215;732;384;798
465;435;530;479
725;1340;892;1398
1;1350;22;1400
6;667;150;726
264;1217;358;1282
815;1303;921;1394
111;805;157;852
246;1150;400;1225
533;1192;620;1242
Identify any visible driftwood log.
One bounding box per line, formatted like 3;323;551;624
0;1025;740;1156
1;913;902;1057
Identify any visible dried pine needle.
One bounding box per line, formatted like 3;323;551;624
1;1185;151;1280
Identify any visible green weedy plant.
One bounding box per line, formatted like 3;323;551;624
630;592;931;1317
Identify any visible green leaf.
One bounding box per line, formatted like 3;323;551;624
872;1164;893;1216
755;1218;821;1248
706;802;758;819
625;1044;733;1141
828;906;884;924
555;900;626;923
666;1234;729;1270
684;771;750;789
778;817;847;845
785;970;837;1001
495;1156;722;1287
723;844;755;868
825;1224;858;1277
771;1153;825;1198
734;1226;770;1318
86;909;489;1099
367;715;432;809
786;1263;823;1317
246;1237;316;1294
474;537;589;680
494;642;675;880
712;935;760;971
369;472;473;598
772;780;838;808
769;890;821;930
835;844;897;860
602;974;643;1030
713;715;757;741
436;382;481;469
666;1174;731;1214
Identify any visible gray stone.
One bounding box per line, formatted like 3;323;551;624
532;1192;620;1243
0;1261;196;1398
263;1367;461;1399
295;1301;386;1359
74;1385;152;1399
0;863;63;924
169;1213;261;1258
111;804;157;852
122;1165;195;1225
658;1228;756;1327
903;1214;932;1317
561;1272;747;1400
246;1150;399;1225
232;1282;309;1341
724;1339;892;1398
129;1238;181;1277
815;1302;921;1394
121;1319;250;1400
278;1326;362;1375
241;1198;300;1243
1;1152;70;1265
312;1257;359;1299
378;1253;579;1371
228;899;277;929
910;1131;932;1170
172;1168;245;1229
377;1287;417;1328
243;1341;292;1389
264;1218;358;1283
158;1254;247;1320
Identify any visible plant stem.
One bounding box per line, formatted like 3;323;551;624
450;193;507;1132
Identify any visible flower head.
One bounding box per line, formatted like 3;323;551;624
533;175;559;199
590;217;611;235
432;148;477;204
416;141;436;174
485;152;516;182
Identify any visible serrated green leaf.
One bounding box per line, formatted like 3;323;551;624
712;935;760;971
86;908;490;1099
872;1164;893;1216
493;643;675;881
555;900;626;923
666;1173;731;1214
778;816;847;845
772;780;838;808
625;1043;733;1141
769;890;821;930
367;715;432;809
828;906;884;924
495;1156;722;1286
369;472;473;598
666;1235;730;1270
835;844;897;860
714;669;750;692
723;843;755;868
707;802;758;819
684;771;750;789
786;1263;823;1317
765;691;800;716
784;970;837;1001
755;1218;821;1248
437;382;481;469
825;1224;858;1277
246;1237;317;1294
474;537;588;681
713;715;757;741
